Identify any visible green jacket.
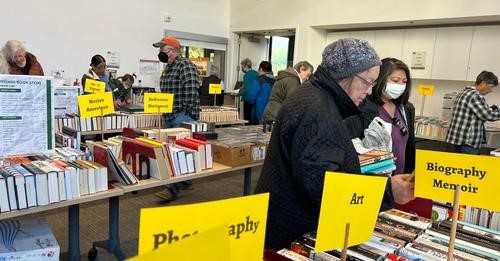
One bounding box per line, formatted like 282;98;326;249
108;78;132;101
262;67;301;122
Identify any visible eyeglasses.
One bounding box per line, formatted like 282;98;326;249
392;117;408;136
355;74;377;89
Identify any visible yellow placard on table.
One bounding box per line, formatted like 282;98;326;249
209;83;222;94
77;92;115;118
138;193;269;261
315;172;387;252
128;225;230;261
144;93;174;113
415;149;499;211
417;85;434;96
83;78;106;93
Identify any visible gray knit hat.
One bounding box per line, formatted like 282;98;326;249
321;38;381;80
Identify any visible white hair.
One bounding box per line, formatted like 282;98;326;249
1;40;26;62
0;52;8;74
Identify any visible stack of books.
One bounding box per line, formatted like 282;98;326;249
278;208;500;261
199;106;239;123
358;150;395;175
414;116;449;140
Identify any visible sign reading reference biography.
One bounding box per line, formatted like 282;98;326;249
83;78;105;94
138;193;269;261
315;172;387;252
417;85;435;96
0;75;54;156
209;83;222;94
77;92;115;118
144;93;174;113
415;149;500;211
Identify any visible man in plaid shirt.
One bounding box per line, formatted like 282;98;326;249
153;36;199;201
153;36;200;126
446;71;500;154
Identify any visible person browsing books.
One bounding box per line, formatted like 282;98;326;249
254;39;415;251
81;54;111;93
2;40;44;75
344;58;431;217
108;73;135;108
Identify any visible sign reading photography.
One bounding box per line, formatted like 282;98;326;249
144;93;174;113
77;92;115;118
415;149;499;211
315;172;387;252
138;193;269;260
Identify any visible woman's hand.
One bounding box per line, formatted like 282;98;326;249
390;174;415;205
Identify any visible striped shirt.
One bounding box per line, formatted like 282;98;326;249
446;86;500;148
160;56;200;120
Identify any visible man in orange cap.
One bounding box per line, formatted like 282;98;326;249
153;36;200;201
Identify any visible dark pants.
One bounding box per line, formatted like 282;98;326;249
455;145;480;155
243;102;254;123
164;113;195;197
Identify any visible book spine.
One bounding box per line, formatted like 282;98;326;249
377;217;423;235
416;235;491;261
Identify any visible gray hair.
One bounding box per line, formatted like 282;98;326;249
240;58;252;68
293;61;314;72
0;52;8;74
2;40;26;62
210;64;219;77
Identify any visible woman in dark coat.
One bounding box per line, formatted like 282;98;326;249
199;65;224;106
254;39;415;250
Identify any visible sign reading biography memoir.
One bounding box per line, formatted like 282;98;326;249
315;172;387;252
83;78;105;93
54;86;81;116
415;149;499;211
77;92;115;118
144;93;174;113
417;85;435;96
138;193;269;261
129;225;230;261
209;83;222;94
0;75;54;156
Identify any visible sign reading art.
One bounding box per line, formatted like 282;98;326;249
315;172;387;252
415;149;499;211
138;193;269;261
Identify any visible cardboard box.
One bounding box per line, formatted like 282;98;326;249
211;143;252;167
0;218;59;260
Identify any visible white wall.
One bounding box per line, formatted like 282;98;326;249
0;0;229;86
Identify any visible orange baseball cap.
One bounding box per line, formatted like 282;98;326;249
152;36;180;49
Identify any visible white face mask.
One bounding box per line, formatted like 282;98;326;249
383;82;406;99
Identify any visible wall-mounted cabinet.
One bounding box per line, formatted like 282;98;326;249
373;29;404;60
431;27;473;81
401;28;436;79
467;25;500;81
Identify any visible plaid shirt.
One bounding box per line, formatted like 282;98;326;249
446;86;500;148
160;56;200;120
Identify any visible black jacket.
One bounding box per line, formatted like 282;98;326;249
254;66;395;250
199;75;224;106
344;99;416;174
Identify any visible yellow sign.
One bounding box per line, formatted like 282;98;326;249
77;92;115;118
315;172;387;252
209;83;222;94
128;225;230;261
417;85;434;96
83;78;105;93
415;149;499;211
144;93;174;113
138;193;269;260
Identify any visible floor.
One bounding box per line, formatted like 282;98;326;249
21;166;262;260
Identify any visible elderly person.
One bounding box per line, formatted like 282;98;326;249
254;38;415;250
1;40;44;75
0;52;8;74
199;65;223;106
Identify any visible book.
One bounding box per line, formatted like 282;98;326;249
358;150;394;166
380;208;432;230
360;159;394;173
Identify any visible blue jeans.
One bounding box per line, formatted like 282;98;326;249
455;145;480;155
164;113;195;197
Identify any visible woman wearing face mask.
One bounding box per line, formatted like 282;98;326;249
81;54;111;93
109;73;135;108
345;57;432;217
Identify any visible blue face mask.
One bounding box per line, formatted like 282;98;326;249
383;82;406;99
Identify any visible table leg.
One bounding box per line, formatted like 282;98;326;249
91;196;125;260
68;204;80;261
243;167;252;195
